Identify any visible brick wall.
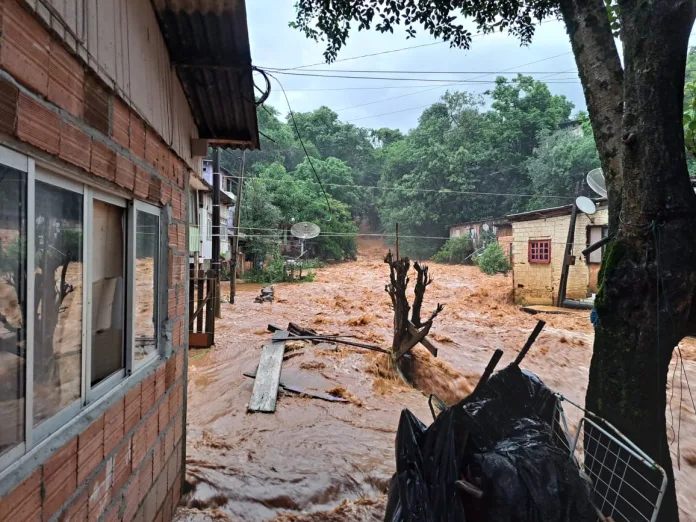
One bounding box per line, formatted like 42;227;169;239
0;1;189;520
511;207;608;305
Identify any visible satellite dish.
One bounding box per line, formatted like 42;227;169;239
575;196;597;215
290;222;321;239
482;223;490;232
587;168;607;198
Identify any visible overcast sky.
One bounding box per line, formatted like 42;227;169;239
246;2;586;133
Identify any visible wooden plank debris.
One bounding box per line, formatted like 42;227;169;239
247;342;285;413
243;371;349;403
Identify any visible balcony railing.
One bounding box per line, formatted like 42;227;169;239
189;225;200;253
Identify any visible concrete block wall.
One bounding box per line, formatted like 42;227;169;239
512;207;608;305
0;0;190;520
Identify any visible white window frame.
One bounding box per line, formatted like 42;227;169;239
0;144;165;472
128;201;161;375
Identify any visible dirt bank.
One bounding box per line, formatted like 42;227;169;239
177;239;696;521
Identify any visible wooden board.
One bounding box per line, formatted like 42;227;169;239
521;305;572;315
243;371;348;403
247;343;285;413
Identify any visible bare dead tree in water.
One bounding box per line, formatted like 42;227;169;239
384;251;443;359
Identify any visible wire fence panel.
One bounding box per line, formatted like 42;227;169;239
553;398;668;522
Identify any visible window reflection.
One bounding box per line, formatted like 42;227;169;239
91;200;125;386
134;211;158;366
0;166;27;454
33;181;83;426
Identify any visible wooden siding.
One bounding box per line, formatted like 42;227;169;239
24;0;199;170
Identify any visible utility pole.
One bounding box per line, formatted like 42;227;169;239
230;151;245;304
212;147;221;318
556;182;581;307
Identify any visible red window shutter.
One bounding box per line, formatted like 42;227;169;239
528;239;551;263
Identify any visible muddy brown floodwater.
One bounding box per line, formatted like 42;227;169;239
175;239;696;522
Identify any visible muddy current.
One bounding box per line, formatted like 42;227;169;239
175;239;696;522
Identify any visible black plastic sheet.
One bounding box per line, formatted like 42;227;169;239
385;365;596;522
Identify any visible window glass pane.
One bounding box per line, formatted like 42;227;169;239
134;210;158;367
34;181;83;426
0;165;27;454
91;200;125;386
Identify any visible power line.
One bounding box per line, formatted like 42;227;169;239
284;81;578;92
223;172;576;200
267;68;578;75
262;70;581;84
266;72;333;216
333;51;574;113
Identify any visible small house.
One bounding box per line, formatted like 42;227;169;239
508;202;609;305
449;218;513;256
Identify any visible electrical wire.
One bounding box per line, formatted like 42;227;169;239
222;171;576;199
266;68;578;75
261;70;581;84
265;71;333;217
332;51;575;114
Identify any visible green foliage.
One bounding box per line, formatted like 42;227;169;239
239;178;282;263
525;128;600;209
477;242;511;275
684;81;696;159
432;236;474;264
292;0;559;63
244;253;317;284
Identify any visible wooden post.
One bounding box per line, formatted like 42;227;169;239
204;274;213;336
189;276;195;331
556;201;579;307
231;152;245;304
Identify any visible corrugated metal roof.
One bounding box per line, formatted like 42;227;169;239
151;0;260;150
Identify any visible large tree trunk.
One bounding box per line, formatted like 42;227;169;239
562;1;696;520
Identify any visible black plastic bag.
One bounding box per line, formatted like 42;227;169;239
385;365;595;522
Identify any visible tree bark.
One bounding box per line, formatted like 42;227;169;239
560;2;696;521
559;0;624;230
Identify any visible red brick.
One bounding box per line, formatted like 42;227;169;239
0;468;42;522
104;398;126;456
122;478;140;522
155;505;165;522
142;486;157;522
43;438;78;520
87;466;111;522
130;113;146;160
157;144;169;179
115;155;135;192
172;473;182;508
141;374;156;417
155;365;166;401
111;439;132;495
145;413;159;451
145;128;160;171
134;166;149;200
60;121;91;171
166;453;179;493
78;415;105;483
58;487;88;522
131;422;148;472
90;140;116;181
148;173;161;203
48;40;84;117
152;439;165;480
164;428;175;463
175;350;184;381
167;388;178;423
157;402;169;435
173;413;183;447
155;473;168;513
112;98;130;149
165;357;176;390
84;74;110;135
138;455;153;504
176;285;185;316
167;289;176;319
0;75;19;135
167;224;177;249
0;0;50;95
102;500;121;522
160;181;172;206
125;383;142;434
17;93;60;154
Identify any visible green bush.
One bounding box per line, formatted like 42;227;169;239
477;242;511;275
243;253;318;284
432;236;475;264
